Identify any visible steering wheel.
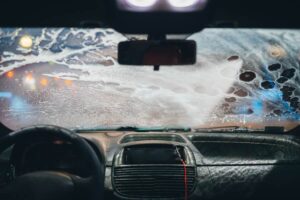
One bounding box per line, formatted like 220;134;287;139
0;125;105;200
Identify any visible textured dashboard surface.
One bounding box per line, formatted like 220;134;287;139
194;165;300;200
79;131;300;199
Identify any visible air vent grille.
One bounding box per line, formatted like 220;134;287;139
113;165;196;199
120;134;186;144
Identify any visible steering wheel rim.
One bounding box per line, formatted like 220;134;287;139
0;125;105;200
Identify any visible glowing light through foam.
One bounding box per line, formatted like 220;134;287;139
40;78;48;87
168;0;200;7
268;45;286;58
19;35;33;49
0;92;12;98
6;71;14;79
23;74;36;90
64;79;73;86
10;96;30;113
126;0;157;7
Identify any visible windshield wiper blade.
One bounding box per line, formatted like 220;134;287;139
115;126;192;132
193;126;264;133
194;126;294;134
76;125;300;135
75;126;192;133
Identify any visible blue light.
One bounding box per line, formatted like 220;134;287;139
0;92;12;98
252;99;264;116
10;96;29;112
259;88;282;102
253;87;300;121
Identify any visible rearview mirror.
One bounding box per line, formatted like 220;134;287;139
118;40;197;66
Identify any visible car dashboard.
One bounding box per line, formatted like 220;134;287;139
2;131;300;200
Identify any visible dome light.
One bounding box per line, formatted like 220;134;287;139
126;0;157;7
168;0;200;8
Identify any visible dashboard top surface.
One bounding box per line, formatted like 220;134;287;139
78;131;300;166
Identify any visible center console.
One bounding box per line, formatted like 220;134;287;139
112;143;196;199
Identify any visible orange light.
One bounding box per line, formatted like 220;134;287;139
23;74;36;90
268;45;286;58
54;76;60;81
40;78;48;87
53;140;64;145
64;79;73;86
6;71;14;79
26;74;34;81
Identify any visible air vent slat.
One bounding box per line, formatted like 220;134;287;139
120;134;186;143
114;179;195;183
114;182;195;187
115;186;194;190
113;165;196;198
115;169;195;172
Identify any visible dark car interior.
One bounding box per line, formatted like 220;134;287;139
1;0;300;200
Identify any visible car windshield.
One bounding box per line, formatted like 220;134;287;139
0;28;299;131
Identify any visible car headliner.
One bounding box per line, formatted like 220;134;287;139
0;0;299;29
